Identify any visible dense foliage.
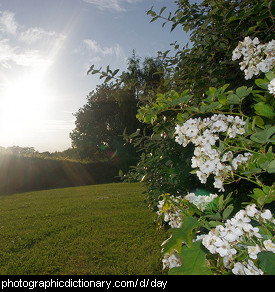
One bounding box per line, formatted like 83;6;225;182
0;152;124;195
70;82;139;165
71;54;167;166
147;0;274;94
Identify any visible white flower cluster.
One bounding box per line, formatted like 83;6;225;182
157;195;183;228
232;37;275;80
202;204;275;275
185;192;218;211
162;252;182;270
175;114;252;192
157;192;218;228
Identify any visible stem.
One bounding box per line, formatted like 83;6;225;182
222;142;259;155
233;173;262;187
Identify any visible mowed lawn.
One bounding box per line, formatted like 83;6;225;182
0;183;167;275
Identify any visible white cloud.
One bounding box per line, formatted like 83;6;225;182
81;39;126;64
82;0;143;12
0;38;53;69
0;11;66;71
83;39;114;56
0;11;18;35
19;27;65;45
74;38;127;76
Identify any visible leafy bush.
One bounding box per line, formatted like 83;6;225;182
0;154;127;195
129;36;275;275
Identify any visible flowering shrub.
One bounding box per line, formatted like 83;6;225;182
135;37;275;275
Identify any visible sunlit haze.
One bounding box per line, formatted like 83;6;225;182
0;0;190;152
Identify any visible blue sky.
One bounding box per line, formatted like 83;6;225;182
0;0;191;152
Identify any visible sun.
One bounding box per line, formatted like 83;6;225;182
0;69;51;145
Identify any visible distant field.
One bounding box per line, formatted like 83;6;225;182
0;183;167;275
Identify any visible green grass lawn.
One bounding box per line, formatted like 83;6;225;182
0;183;167;275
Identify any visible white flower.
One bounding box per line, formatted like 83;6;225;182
242;224;262;239
257;59;272;73
232;262;246;275
265;40;275;53
263;239;275;253
219;223;243;242
244;260;264;275
202;230;220;254
233;259;264;275
232;49;242;61
211;120;228;132
214;238;237;257
196;170;208;184
261;209;272;220
233;116;246;126
245;204;259;217
268;78;275;95
213;177;224;191
253;37;260;45
223;255;235;269
191;156;202;168
247;245;261;259
185;125;199;138
158;196;184;228
227;126;237;138
199;130;218;146
232;155;243;170
230;210;251;227
193;234;206;242
232;153;251;170
236;127;245;135
200;159;216;175
221;151;233;162
162;252;182;270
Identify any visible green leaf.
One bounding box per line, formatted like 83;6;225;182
178;215;200;247
247;25;258;34
206;87;217;99
252;188;265;197
218;194;224;211
250;126;275;144
252;115;265;129
249;187;273;206
159;6;167;15
265;71;275;82
218;94;227;105
223;204;234;220
236;86;251;98
162;215;199;255
254;102;275;119
255;79;269;90
258;251;275;275
169;241;213;275
267;160;275;173
112;69;119;76
227;94;240;105
162;228;184;255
